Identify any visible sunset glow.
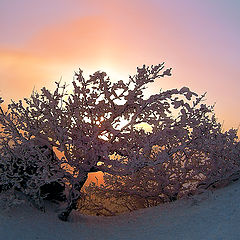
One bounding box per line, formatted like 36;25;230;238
1;0;239;132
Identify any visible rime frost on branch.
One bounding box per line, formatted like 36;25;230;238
0;63;239;219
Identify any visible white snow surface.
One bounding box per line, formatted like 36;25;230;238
1;180;240;240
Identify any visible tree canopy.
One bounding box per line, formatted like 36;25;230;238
0;63;239;220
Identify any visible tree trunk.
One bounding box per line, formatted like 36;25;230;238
57;169;92;221
58;165;101;221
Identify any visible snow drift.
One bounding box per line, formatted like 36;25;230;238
1;179;240;240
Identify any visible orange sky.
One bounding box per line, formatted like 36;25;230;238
0;0;240;131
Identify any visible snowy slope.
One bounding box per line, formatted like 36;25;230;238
1;180;240;240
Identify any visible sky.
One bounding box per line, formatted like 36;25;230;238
0;0;240;131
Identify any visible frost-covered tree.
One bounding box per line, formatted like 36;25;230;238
0;63;239;220
80;126;240;216
0;129;66;209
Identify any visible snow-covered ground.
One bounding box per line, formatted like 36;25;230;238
1;180;240;240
